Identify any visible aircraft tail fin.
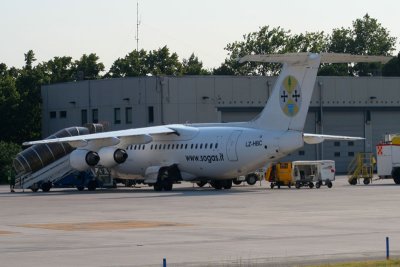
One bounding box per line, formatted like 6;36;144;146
240;53;392;132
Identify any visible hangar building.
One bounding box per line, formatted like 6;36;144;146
41;76;400;172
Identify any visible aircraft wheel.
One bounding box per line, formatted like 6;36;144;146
210;181;223;190
232;179;242;185
245;174;258;185
223;180;232;189
153;183;163;191
124;180;135;187
163;181;173;191
326;181;333;188
315;181;321;189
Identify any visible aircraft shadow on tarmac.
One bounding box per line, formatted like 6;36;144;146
1;185;265;198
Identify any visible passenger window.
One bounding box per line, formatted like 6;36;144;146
191;144;194;149
150;145;153;150
195;144;198;149
134;145;137;150
163;144;166;150
168;144;171;149
185;144;188;149
180;144;184;149
205;144;208;149
215;143;218;149
171;144;175;149
210;143;213;149
200;144;203;149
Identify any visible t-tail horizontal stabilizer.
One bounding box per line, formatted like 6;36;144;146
239;53;393;132
239;53;392;64
303;133;365;145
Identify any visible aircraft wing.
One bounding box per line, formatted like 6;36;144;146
303;133;364;144
23;125;177;149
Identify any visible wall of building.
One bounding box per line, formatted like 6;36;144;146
41;76;400;172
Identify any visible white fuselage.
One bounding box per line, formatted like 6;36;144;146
112;124;304;182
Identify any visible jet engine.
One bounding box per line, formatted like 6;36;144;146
69;149;100;171
98;147;128;168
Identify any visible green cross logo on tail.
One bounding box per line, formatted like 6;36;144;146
279;75;301;117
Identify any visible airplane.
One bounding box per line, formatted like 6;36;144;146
23;53;391;191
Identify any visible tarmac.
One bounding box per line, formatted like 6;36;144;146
0;176;399;267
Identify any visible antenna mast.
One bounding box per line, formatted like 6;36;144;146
135;2;140;51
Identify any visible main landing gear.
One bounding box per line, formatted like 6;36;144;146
210;179;232;190
153;165;181;192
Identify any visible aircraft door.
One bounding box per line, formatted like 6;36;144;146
226;130;242;161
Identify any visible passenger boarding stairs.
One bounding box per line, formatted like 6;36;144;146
15;155;75;191
347;153;376;185
13;124;105;192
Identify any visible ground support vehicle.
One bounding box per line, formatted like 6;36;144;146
265;162;293;188
376;134;400;184
347;153;376;185
265;161;335;189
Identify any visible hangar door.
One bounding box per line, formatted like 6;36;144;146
371;111;400;151
322;111;365;173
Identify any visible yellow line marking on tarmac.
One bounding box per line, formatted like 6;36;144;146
19;220;191;231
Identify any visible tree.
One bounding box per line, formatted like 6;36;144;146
212;62;235;75
14;50;48;143
73;53;105;80
0;64;20;143
24;50;36;70
41;56;75;83
286;31;328;53
322;14;397;76
146;46;182;75
0;141;21;184
182;53;210;75
106;49;148;77
382;52;400;76
222;26;328;76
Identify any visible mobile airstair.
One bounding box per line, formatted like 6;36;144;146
13;124;104;192
15;155;75;191
347;152;376;185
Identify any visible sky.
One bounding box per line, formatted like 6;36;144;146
1;0;400;71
